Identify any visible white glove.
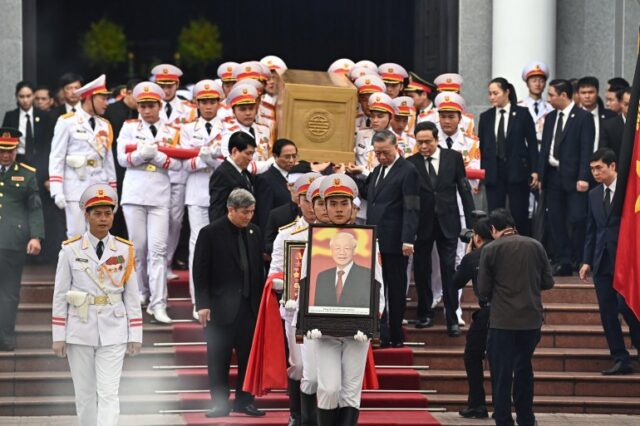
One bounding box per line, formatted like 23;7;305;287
306;329;322;340
272;278;284;292
140;143;158;161
54;194;67;210
284;299;298;312
353;330;368;342
198;145;211;158
209;141;222;157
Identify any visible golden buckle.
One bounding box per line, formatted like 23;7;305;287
93;295;109;305
86;159;96;167
146;164;157;172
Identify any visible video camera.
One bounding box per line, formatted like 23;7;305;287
459;210;488;243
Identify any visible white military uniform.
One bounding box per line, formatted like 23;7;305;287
216;98;235;125
355;104;372;131
117;118;181;311
181;117;224;303
52;232;142;426
221;121;273;173
519;95;553;142
49;109;116;237
419;106;476;136
258;93;277;130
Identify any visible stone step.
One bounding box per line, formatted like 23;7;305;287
412;347;618;373
420;370;640;398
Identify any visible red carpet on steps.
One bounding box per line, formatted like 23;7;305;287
168;272;441;425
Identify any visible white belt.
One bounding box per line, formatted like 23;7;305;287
88;293;122;305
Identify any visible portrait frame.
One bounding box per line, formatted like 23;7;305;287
296;224;379;338
284;241;306;302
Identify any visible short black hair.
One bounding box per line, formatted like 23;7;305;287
414;121;439;138
34;85;51;96
228;131;257;153
473;217;493;242
58;72;83;89
591;148;617;166
488;208;516;232
608;77;629;92
549;79;573;99
15;81;35;95
577;76;600;91
272;138;297;157
616;86;632;102
126;78;142;91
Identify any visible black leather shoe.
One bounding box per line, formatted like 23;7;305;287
552;263;573;276
447;324;461;337
205;406;230;418
379;340;392;348
602;361;634;375
459;406;489;418
415;317;434;329
233;403;266;416
337;406;360;425
318;408;339;424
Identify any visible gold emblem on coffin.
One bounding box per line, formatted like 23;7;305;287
302;109;335;143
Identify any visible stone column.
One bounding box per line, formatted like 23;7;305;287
492;0;557;101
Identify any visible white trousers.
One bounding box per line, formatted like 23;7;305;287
300;337;318;395
314;338;368;409
166;183;186;268
67;343;127;426
64;201;86;238
285;318;303;381
187;205;209;304
122;204;169;310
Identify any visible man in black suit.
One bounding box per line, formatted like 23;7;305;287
313;232;372;309
350;129;420;346
577;76;616;152
600;87;631;161
50;73;83;119
264;200;300;254
193;188;265;418
407;121;474;336
539;79;595;275
579;148;640;375
254;139;298;230
478;78;538;235
34;86;55;113
208;131;256;222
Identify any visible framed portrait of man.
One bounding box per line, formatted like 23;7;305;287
284;241;306;302
297;224;379;338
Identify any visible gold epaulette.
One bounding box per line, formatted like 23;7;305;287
291;226;309;236
115;236;133;246
19;163;36;172
63;235;82;245
61;112;75;119
279;220;298;232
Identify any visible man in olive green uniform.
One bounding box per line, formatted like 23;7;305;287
0;127;44;351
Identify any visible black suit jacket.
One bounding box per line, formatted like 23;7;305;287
600;115;624;161
478;105;538;185
583;184;620;276
264;201;300;254
254;165;292;231
362;157;420;254
407;149;475;241
193;216;265;325
539;105;595;191
208;159;254;222
314;263;371;308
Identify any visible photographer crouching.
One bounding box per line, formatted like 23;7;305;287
453;217;493;419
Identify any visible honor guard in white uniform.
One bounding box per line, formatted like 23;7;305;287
354;75;386;131
404;71;437;135
51;183;142;426
421;73;476;136
349;66;377;82
353;59;377;71
302;174;384;426
268;172;320;426
391;96;417;156
518;61;553;141
378;63;408;99
117;82;182;324
150;64;196;280
49;75;117;237
327;58;355;75
260;55;287;135
181;80;225;317
216;62;239;124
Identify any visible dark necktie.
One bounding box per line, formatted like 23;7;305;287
0;166;6;176
534;101;539;116
205;122;212;135
89;117;96;131
604;188;612;217
248;126;256;139
96;240;104;260
71;106;76;113
426;156;438;187
165;102;173;119
376;166;387;186
243;170;254;192
237;230;250;298
365;117;371;128
552;111;564;158
446;137;453;149
149;124;158;138
497;109;506;160
336;270;344;303
25;113;33;153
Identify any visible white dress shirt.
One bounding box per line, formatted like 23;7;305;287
548;101;575;167
494;102;511;139
424;146;440;174
334;261;354;287
18;108;34;155
587;105;600;152
604;178;617;200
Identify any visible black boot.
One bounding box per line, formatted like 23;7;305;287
337;407;359;426
317;408;339;426
288;378;302;426
300;392;318;426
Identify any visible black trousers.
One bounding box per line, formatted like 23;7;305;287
487;328;541;426
37;190;66;264
380;253;409;344
414;225;459;326
205;298;256;409
463;306;490;408
0;249;26;346
486;161;531;236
